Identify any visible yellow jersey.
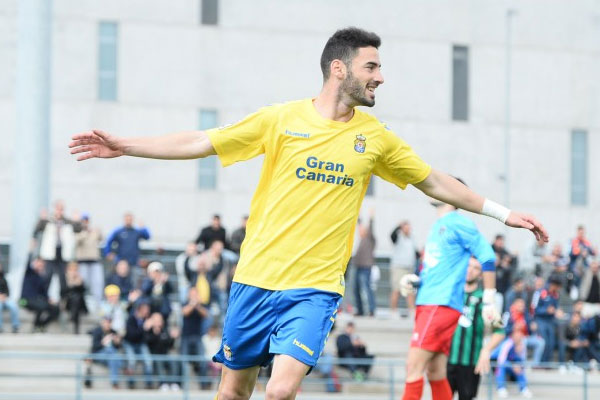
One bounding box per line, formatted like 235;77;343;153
207;98;430;295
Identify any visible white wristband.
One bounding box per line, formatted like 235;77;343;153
483;288;497;305
481;199;511;224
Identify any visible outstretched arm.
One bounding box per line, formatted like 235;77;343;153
414;169;548;241
69;129;216;161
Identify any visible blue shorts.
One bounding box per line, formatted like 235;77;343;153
213;283;341;370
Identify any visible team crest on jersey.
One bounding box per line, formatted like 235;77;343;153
223;344;232;361
354;135;366;153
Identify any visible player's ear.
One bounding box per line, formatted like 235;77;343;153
330;59;346;80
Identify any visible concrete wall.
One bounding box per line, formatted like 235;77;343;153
1;0;599;259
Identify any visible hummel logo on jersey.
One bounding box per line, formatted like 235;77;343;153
284;129;311;139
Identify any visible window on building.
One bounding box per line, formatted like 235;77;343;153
201;0;219;25
452;45;469;121
198;110;218;189
571;129;588;206
98;22;118;101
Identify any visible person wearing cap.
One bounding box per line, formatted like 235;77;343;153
141;262;173;321
75;213;104;310
85;314;123;389
99;284;127;335
532;275;564;363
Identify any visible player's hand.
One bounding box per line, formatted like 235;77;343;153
505;211;549;242
69;130;125;161
482;303;503;328
474;348;491;375
399;274;420;297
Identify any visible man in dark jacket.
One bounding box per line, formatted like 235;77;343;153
229;216;248;255
104;213;150;267
145;312;180;390
335;322;374;381
0;261;20;333
123;301;153;389
195;214;227;250
20;256;59;332
85;316;123;388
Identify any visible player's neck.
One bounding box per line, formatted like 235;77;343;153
313;87;355;122
436;204;456;218
464;282;478;292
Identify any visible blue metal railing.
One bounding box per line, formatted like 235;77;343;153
0;352;599;400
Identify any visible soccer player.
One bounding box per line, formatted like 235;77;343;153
447;257;505;400
399;186;506;400
70;28;547;400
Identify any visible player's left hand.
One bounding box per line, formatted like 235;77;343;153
482;303;503;329
474;348;491;375
505;211;549;242
399;274;420;297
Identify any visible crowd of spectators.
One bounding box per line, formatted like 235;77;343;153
0;200;245;390
1;199;599;391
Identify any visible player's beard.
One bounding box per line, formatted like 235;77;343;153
340;70;375;107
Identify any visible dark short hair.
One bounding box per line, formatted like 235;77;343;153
320;27;381;80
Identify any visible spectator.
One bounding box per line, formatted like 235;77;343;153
104;212;150;267
20;256;59;332
564;310;600;364
353;209;376;317
84;315;123;389
546;243;570;287
33;201;81;297
389;220;418;316
503;275;527;314
195;214;227;251
75;214;104;311
99;284;127;335
106;260;134;302
570;225;596;270
336;321;374;381
145;312;180;391
580;259;600;318
202;240;229;316
229;215;248;255
521;238;551;278
493;323;532;398
175;242;199;303
202;324;222;387
0;261;20;333
533;275;564;362
181;286;210;389
123;301;154;389
62;262;88;334
493;234;516;312
141;262;173;320
506;298;545;366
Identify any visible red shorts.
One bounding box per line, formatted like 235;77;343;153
410;305;461;355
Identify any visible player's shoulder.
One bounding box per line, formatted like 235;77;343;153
255;99;302;114
447;212;476;229
354;108;392;133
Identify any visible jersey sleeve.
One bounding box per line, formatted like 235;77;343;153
372;128;431;189
454;217;496;267
206;106;274;167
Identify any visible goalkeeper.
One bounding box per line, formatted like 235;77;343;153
399;178;503;400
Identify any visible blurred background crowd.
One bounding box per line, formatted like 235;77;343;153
1;199;598;391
